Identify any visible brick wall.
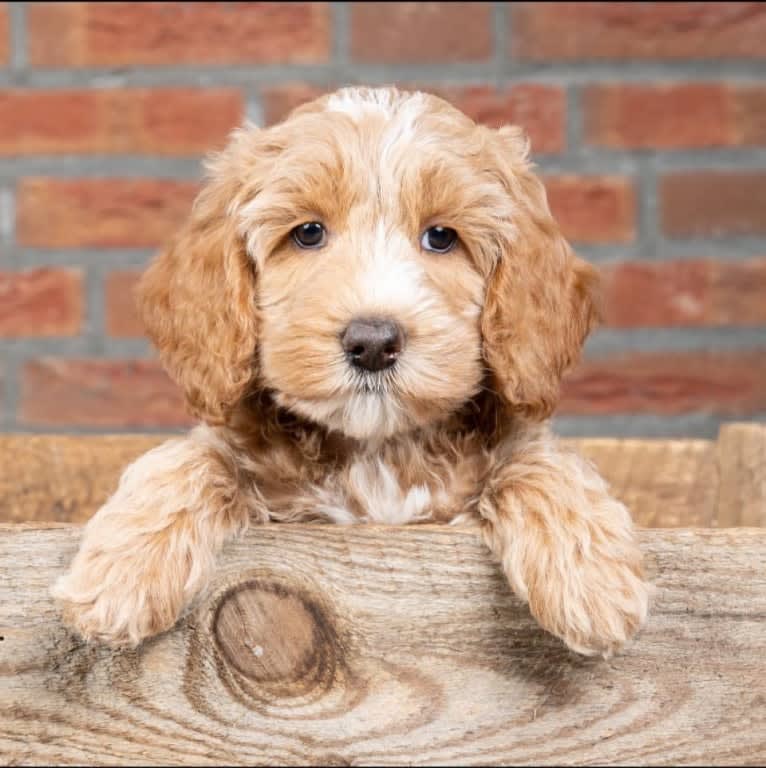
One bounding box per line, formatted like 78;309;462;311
1;2;765;437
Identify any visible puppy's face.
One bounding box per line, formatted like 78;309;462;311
250;92;490;439
139;87;599;438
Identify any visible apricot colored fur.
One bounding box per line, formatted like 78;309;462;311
54;87;650;656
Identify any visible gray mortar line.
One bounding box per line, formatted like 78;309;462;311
5;422;189;436
636;153;660;259
574;240;766;263
0;156;206;179
536;150;766;176
553;412;766;440
491;2;507;89
8;2;26;72
100;338;153;357
331;1;350;70
244;93;265;128
1;58;766;89
0;186;13;249
8;248;156;268
585;328;766;356
498;60;766;84
0;337;153;360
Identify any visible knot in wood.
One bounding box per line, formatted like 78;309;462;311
213;580;337;688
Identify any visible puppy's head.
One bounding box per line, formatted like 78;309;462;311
139;86;600;438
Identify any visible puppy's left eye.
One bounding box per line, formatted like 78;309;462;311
292;222;326;249
421;226;457;253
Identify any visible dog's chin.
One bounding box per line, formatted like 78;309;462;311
273;388;412;441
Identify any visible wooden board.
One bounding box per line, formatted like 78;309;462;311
1;524;764;765
0;435;164;524
5;425;765;527
715;423;766;527
565;437;719;527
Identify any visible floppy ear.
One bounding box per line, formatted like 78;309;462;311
137;142;259;425
480;127;602;421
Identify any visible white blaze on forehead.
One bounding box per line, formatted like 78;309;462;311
353;220;431;314
326;87;400;118
380;92;427;167
325;86;424;120
325;87;428;165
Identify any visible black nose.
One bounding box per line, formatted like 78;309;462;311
341;318;403;372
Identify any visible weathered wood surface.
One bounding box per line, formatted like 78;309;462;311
3;423;765;527
0;435;163;524
1;524;764;766
566;436;719;527
715;423;766;527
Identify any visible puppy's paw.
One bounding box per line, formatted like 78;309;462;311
531;549;652;658
52;543;189;648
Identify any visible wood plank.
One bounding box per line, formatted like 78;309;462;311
563;437;718;527
0;433;729;527
1;524;764;765
0;435;164;524
715;423;766;527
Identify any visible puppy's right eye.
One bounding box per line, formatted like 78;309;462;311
291;222;326;249
421;226;457;254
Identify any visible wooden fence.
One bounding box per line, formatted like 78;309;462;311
1;424;764;764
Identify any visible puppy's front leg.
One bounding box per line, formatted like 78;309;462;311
479;426;651;657
52;426;257;647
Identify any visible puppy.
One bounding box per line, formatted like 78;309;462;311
53;86;650;657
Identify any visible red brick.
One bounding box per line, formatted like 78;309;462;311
584;84;725;150
661;172;766;237
601;259;766;328
0;269;83;337
16;178;198;248
0;4;8;66
585;84;766;149
106;270;144;338
737;88;766;145
544;176;636;244
351;2;492;63
20;359;191;428
28;2;330;68
432;85;566;154
261;84;331;125
511;2;766;60
560;352;766;416
0;88;243;156
262;83;566;154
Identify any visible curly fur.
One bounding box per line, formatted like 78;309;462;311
53;86;650;656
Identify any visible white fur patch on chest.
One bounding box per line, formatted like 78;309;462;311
316;457;435;525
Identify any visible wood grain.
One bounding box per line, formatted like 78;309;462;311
564;436;719;527
0;434;164;523
4;427;763;527
1;524;764;765
715;423;766;527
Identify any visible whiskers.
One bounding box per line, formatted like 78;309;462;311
343;365;395;395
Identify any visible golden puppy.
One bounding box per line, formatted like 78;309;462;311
53;86;650;657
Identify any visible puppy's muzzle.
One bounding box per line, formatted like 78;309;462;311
341;317;403;372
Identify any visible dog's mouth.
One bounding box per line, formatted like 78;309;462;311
346;366;398;396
